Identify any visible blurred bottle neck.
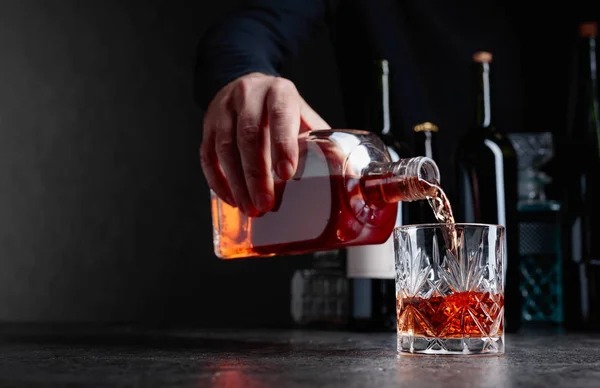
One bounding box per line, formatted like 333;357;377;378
369;59;392;137
413;122;439;160
573;27;600;155
474;60;493;129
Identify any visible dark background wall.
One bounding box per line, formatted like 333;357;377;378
0;0;345;327
0;0;595;326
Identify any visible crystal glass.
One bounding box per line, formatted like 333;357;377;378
394;223;505;355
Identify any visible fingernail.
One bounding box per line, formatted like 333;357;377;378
218;195;236;208
255;193;273;213
225;197;237;208
242;201;258;217
276;160;294;180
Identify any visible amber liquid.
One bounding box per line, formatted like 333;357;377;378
212;173;400;259
397;291;504;337
382;177;458;254
212;158;458;260
426;182;459;256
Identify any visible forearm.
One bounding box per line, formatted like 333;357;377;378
194;0;335;110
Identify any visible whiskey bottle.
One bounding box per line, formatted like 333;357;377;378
211;130;441;259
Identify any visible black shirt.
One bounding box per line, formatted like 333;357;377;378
194;0;589;198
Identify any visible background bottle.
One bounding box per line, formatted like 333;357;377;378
346;59;412;331
559;21;600;331
407;122;440;225
454;51;521;333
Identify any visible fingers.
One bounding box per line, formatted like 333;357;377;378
213;112;259;216
200;112;235;207
233;77;274;213
200;73;327;217
266;78;301;181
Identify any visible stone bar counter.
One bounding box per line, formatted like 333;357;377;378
0;325;598;387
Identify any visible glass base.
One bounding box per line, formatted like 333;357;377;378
397;334;504;355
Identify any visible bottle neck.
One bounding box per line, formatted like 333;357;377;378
413;123;439;160
360;157;440;206
581;35;600;154
370;60;392;136
474;61;493;129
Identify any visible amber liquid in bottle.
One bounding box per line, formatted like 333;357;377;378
211;129;442;260
212;173;399;259
212;173;447;259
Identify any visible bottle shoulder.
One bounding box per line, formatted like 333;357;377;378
455;127;517;159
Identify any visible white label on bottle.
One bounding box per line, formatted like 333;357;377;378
252;142;331;246
346;146;401;279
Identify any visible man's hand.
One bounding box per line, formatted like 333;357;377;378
200;73;330;216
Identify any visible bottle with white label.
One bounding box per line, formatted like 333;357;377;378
347;59;414;331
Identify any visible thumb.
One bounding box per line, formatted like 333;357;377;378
299;97;331;132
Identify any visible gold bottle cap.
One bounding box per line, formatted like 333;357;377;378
413;122;439;132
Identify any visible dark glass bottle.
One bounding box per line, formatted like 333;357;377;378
454;51;521;333
560;22;600;331
347;59;411;332
408;122;440;225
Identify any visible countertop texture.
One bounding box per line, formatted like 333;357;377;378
0;325;598;387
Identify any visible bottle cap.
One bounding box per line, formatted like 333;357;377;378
579;22;598;37
472;51;493;63
414;122;439;132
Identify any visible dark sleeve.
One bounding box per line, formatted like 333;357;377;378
194;0;337;110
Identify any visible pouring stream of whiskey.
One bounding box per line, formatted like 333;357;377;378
422;180;458;255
